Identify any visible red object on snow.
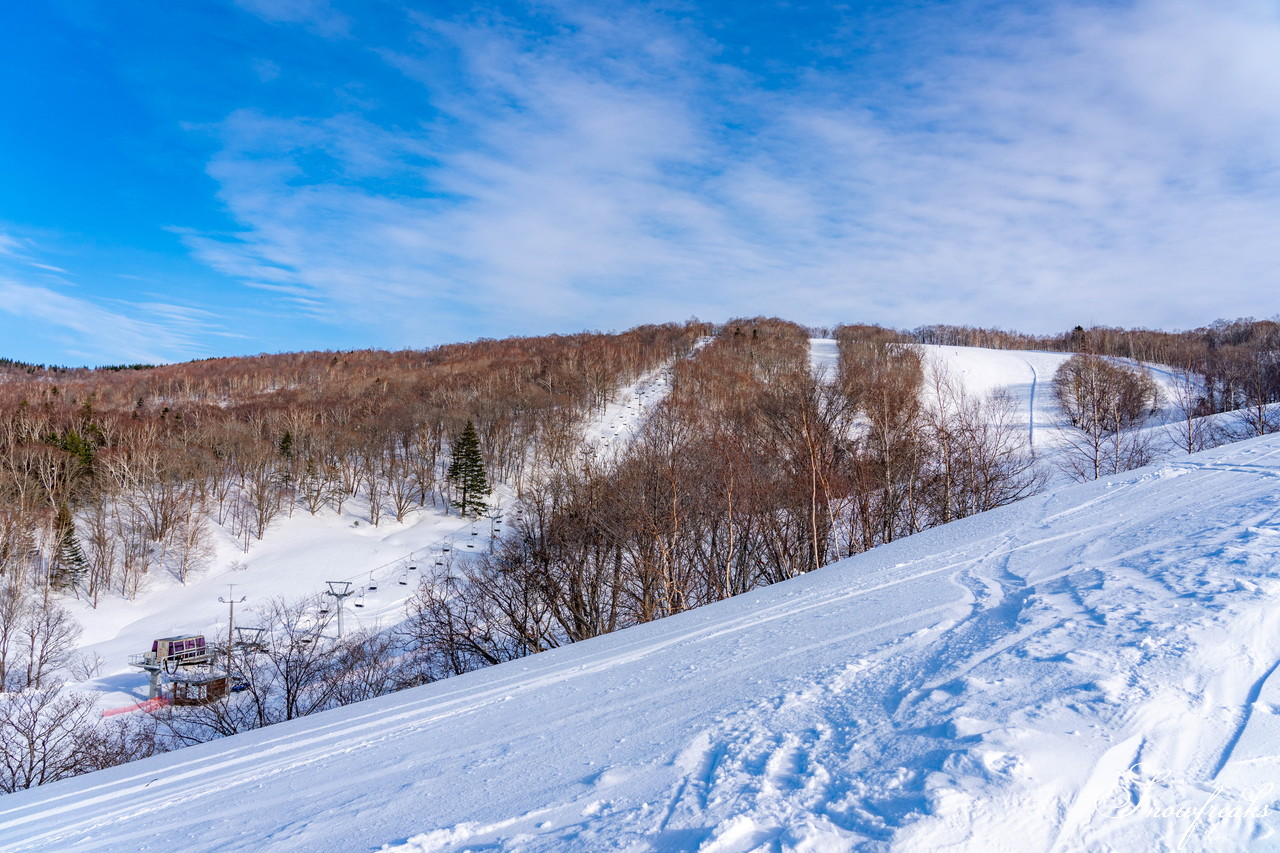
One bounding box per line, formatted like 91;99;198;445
101;697;170;718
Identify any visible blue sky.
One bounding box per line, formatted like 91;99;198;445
2;0;1279;365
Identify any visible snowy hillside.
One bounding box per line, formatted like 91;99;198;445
58;340;1182;715
814;339;1187;450
7;433;1280;851
916;344;1077;451
914;344;1188;455
68;502;495;709
59;355;689;712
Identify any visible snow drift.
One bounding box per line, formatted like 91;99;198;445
6;434;1280;851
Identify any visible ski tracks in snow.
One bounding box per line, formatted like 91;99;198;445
1022;356;1039;449
14;439;1280;851
648;533;1045;850
654;462;1280;852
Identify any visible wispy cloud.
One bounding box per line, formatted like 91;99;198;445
0;281;220;363
184;0;1280;340
0;233;23;259
234;0;349;38
0;233;235;364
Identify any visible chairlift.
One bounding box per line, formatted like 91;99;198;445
409;564;418;571
442;546;451;552
355;591;366;609
368;572;378;591
398;575;408;586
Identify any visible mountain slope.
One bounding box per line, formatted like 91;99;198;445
6;435;1280;851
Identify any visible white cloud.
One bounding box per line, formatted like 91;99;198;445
0;281;228;364
185;0;1280;340
235;0;350;38
0;233;23;258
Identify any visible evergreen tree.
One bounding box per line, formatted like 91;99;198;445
51;502;88;589
447;420;489;517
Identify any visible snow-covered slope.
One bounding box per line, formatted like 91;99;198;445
65;498;497;711
63;358;688;711
582;362;675;460
8;435;1280;851
811;339;1187;455
917;344;1076;451
64;340;1169;713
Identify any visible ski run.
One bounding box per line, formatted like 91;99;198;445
6;421;1280;849
3;339;1278;851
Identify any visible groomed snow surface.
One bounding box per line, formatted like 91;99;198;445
7;430;1280;850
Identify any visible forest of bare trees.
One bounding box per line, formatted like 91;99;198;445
0;324;701;599
0;323;704;791
404;320;1043;680
4;313;1280;793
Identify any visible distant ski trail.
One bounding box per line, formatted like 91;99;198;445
1023;356;1038;449
807;338;840;382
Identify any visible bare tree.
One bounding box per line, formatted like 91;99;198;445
20;589;82;690
921;365;1044;524
0;583;26;692
165;510;214;585
0;684;97;792
1055;354;1161;480
1165;367;1221;455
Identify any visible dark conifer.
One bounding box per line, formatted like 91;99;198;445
447;420;489;517
51;502;88;589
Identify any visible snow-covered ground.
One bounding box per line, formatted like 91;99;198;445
54;342;1204;712
67;500;496;711
809;337;840;379
582;336;712;461
917;344;1077;452
915;344;1191;456
810;339;1082;451
9;433;1280;851
62;356;688;712
582;367;673;460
